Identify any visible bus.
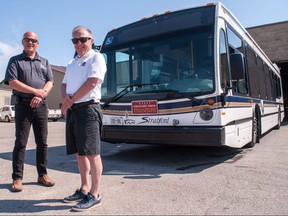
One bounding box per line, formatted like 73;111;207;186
100;2;284;148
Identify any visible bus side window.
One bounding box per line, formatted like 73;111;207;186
245;44;260;98
220;29;230;90
230;53;246;93
227;26;248;95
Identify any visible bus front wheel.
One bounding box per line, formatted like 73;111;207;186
273;108;281;130
245;109;260;148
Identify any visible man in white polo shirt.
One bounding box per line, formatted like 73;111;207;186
60;26;107;212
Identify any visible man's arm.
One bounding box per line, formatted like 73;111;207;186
60;83;73;116
70;77;100;102
8;80;48;99
43;81;54;96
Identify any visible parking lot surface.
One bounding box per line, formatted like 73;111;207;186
1;120;288;215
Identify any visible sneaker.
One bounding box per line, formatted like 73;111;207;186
63;189;86;203
71;193;101;212
38;175;55;187
12;179;23;192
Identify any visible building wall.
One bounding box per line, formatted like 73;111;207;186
247;21;288;63
46;69;65;109
0;89;12;108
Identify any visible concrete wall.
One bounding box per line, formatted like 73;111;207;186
0;89;12;108
247;21;288;63
46;67;65;109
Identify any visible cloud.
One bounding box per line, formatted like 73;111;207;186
0;42;22;81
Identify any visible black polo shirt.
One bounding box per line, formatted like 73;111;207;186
4;51;54;98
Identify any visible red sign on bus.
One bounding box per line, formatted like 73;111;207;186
131;100;158;115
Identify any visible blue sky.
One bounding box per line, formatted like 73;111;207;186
0;0;287;81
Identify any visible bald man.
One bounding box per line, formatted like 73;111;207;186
4;31;55;192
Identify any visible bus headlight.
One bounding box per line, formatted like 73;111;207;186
200;108;213;121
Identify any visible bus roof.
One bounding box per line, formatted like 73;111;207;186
102;3;215;48
107;2;216;33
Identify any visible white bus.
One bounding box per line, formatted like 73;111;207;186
100;2;284;148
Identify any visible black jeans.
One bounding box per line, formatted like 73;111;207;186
12;102;48;180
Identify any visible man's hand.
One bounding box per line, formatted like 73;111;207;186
30;96;42;108
33;89;48;99
8;80;49;99
61;95;74;116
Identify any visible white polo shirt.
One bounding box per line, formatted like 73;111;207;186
63;49;107;103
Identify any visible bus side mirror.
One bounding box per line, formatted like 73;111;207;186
230;53;245;80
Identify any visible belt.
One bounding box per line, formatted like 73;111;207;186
21;97;33;103
16;97;46;105
70;100;98;111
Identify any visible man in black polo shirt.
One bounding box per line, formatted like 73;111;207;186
4;31;55;192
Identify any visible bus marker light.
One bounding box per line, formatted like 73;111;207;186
207;98;215;105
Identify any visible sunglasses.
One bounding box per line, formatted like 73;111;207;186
23;38;38;43
71;37;91;44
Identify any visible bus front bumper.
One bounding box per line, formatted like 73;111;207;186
102;126;225;146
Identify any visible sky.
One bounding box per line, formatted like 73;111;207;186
0;0;287;81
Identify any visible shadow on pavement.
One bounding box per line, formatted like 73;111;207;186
0;142;246;214
101;144;246;179
281;118;288;126
0;146;79;174
0;199;71;214
0;143;245;178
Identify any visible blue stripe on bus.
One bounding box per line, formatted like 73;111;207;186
102;95;282;112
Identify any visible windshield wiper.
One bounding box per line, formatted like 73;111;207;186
163;89;202;104
102;83;159;109
102;83;204;109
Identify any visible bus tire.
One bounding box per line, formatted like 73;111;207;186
245;108;260;148
273;108;281;130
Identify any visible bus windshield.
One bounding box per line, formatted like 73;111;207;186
102;28;214;100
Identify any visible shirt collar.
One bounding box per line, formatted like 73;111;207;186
75;49;94;60
20;51;41;61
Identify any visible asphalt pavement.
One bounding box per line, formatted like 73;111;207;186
1;119;288;215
